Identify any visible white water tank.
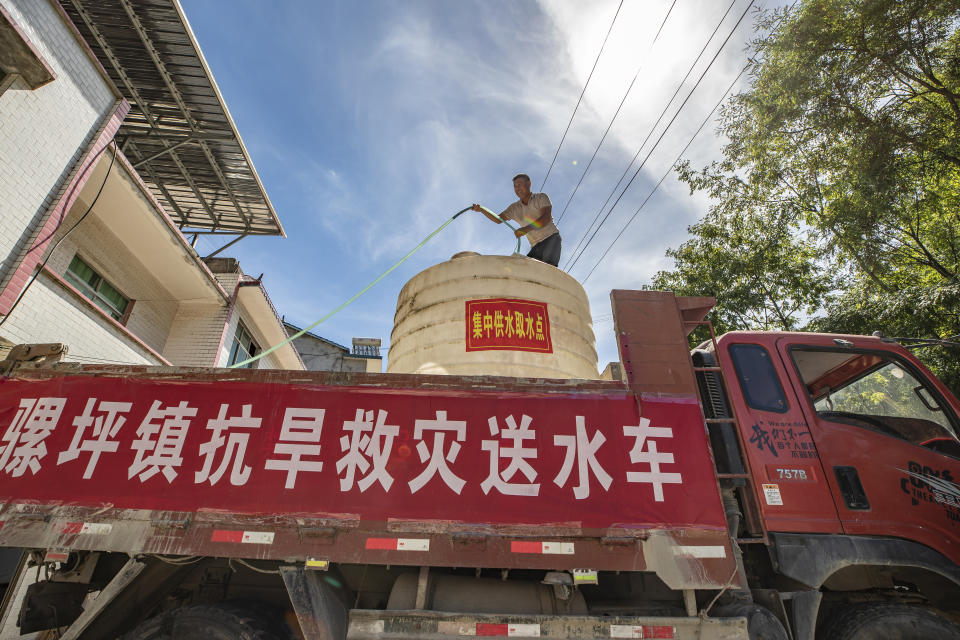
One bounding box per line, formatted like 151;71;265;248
387;253;598;379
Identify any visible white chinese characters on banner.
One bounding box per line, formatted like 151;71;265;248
0;397;66;477
195;403;261;486
553;416;612;499
408;411;467;494
337;409;398;492
129;400;197;483
481;414;539;496
58;398;131;479
623;418;683;501
264;408;325;489
2;395;690;504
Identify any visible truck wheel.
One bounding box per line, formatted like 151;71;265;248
822;602;960;640
120;602;292;640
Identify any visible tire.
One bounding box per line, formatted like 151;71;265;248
821;602;960;640
120;601;292;640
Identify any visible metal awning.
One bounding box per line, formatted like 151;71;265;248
62;0;285;237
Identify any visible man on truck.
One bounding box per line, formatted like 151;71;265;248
472;173;562;267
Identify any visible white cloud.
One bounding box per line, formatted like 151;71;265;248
195;0;768;370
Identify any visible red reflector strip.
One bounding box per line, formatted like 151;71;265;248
437;622;540;637
44;551;69;563
366;537;397;550
476;623;509;636
510;541;574;555
210;530;274;544
610;625;674;639
62;522;84;534
365;537;430;551
211;530;244;543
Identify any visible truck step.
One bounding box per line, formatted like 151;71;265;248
716;473;750;479
735;537;768;545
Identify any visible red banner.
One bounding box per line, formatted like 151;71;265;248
0;376;725;531
465;298;552;353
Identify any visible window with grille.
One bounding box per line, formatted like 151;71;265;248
64;255;130;322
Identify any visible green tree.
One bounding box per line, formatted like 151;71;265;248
658;0;960;394
650;206;832;335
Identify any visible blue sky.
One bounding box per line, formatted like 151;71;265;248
180;0;765;371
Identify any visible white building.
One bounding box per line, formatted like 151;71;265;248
0;0;302;370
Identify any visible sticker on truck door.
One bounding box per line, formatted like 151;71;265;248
762;483;783;506
898;462;960;525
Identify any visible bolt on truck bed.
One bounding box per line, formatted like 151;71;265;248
0;291;754;638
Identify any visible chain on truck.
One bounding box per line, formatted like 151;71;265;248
0;287;958;640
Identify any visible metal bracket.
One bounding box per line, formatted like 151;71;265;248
0;343;67;375
280;565;348;640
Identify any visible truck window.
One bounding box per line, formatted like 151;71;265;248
792;348;960;456
729;344;789;413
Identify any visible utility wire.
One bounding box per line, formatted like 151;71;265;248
539;0;625;193
563;0;740;271
553;0;678;224
0;141;118;329
582;65;748;283
566;0;756;274
581;1;797;282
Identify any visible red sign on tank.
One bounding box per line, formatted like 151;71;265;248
465;298;552;353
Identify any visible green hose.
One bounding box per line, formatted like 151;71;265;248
228;205;521;368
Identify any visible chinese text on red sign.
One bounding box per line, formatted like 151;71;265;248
0;377;725;531
465;299;552;353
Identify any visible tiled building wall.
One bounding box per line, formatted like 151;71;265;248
45;211;180;356
0;0;115;292
0;271;160;365
162;302;229;367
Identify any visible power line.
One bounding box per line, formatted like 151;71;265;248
562;0;740;271
539;0;625;193
553;0;679;224
566;0;756;274
582;65;748;283
0;141;118;329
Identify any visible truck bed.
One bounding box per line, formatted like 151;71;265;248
0;365;736;589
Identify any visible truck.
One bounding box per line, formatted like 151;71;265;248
0;289;957;640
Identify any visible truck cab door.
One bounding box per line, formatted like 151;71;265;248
718;336;843;534
775;336;960;566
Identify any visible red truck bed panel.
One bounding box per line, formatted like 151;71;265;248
0;368;736;588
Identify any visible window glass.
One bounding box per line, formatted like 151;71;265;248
64;255;129;321
228;322;260;369
98;281;128;313
65;256;98;290
793;348;959;455
729;344;789;413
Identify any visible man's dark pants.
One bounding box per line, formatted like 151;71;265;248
527;233;562;267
